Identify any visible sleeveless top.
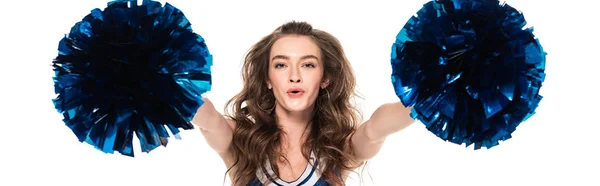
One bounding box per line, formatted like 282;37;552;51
247;151;332;186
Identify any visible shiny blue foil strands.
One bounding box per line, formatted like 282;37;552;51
52;0;212;157
391;0;546;149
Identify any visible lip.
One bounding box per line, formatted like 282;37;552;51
287;87;305;98
287;87;305;93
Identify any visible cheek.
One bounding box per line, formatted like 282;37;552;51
268;73;285;89
307;72;325;88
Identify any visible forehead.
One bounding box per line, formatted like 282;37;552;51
270;35;321;59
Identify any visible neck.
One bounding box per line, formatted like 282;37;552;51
274;104;314;139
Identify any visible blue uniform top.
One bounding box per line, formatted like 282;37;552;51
247;151;332;186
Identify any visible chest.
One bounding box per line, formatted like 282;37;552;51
275;150;311;182
255;149;328;186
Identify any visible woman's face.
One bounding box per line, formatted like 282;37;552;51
267;35;329;114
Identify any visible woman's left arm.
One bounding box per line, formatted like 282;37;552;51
351;102;415;161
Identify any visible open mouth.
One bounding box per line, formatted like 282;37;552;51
287;88;304;97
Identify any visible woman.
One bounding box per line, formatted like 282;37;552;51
192;21;415;186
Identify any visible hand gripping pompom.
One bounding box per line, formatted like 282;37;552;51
391;0;546;149
52;0;212;157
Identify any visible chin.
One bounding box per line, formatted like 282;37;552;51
277;99;316;113
284;106;312;113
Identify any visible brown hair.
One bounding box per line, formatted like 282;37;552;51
224;21;363;185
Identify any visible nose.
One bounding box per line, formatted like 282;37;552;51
289;67;302;83
289;78;301;83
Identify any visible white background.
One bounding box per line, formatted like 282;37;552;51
1;0;599;185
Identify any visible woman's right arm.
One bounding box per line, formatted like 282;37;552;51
192;98;236;156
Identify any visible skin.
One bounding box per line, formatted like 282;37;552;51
193;35;415;184
266;35;329;181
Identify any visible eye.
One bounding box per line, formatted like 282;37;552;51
303;63;316;68
274;63;286;68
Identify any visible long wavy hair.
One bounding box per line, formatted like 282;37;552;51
224;21;363;185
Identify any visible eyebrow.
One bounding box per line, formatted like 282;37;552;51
271;55;319;61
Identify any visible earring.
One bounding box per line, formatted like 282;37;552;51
321;87;330;100
316;88;330;114
258;91;275;113
259;102;275;113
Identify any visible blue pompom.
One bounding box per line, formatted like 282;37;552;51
391;0;546;149
52;0;212;157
